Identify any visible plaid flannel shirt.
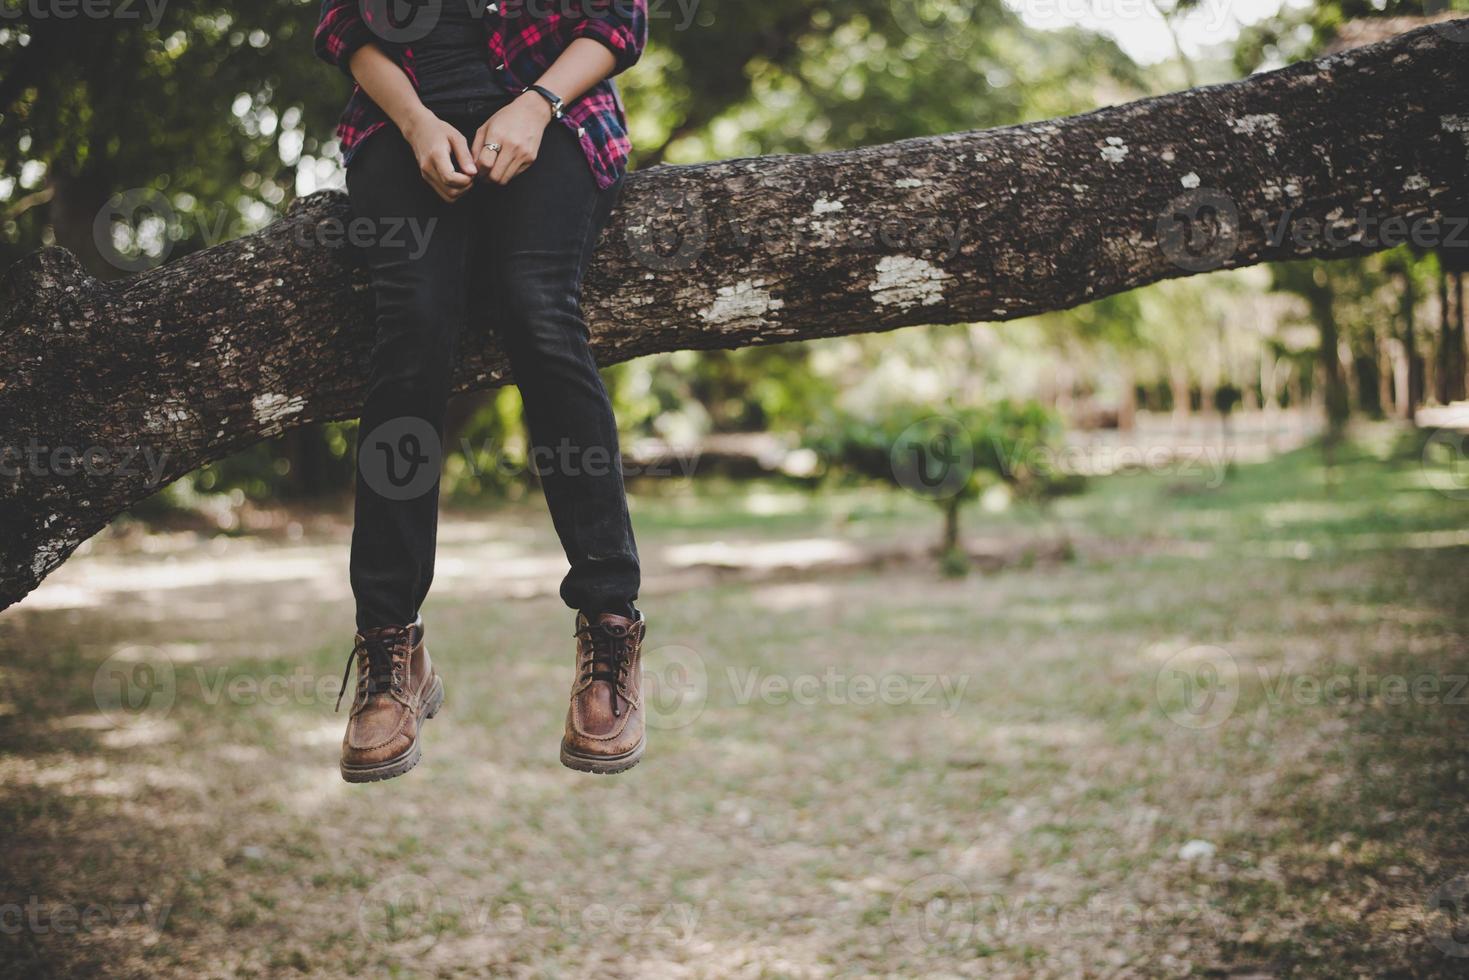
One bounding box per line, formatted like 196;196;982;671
314;0;647;189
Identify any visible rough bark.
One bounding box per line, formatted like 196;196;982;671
2;22;1467;610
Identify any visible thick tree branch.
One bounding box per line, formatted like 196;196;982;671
2;22;1466;610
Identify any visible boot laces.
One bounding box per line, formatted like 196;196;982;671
336;626;410;712
577;621;632;717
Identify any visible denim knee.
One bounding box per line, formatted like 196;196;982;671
368;292;462;399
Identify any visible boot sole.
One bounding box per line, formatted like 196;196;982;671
341;675;445;784
559;734;645;775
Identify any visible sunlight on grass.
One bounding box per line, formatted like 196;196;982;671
2;433;1466;977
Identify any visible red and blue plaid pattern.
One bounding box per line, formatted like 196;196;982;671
315;0;647;189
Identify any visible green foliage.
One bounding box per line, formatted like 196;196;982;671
809;398;1084;570
813;399;1078;499
440;387;534;504
8;1;1450;511
1233;0;1448;73
1;0;347;273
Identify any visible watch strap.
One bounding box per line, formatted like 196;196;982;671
525;84;565;119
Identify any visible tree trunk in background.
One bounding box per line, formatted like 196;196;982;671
2;22;1467;609
1452;272;1467;403
1259;350;1278;455
1374;331;1394;419
1309;277;1351;445
1439;264;1451;402
45;169;114;281
277;427;337;502
1401;270;1421;421
942;498;962;555
1118;368;1137;431
1169;372;1192;428
1357;329;1383;418
1388;336;1408;420
1439;267;1454;405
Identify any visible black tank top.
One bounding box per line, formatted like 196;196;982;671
412;0;506;108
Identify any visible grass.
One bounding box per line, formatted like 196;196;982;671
1;427;1466;977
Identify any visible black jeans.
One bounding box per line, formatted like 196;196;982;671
346;99;639;630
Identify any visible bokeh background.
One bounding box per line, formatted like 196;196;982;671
3;1;1469;976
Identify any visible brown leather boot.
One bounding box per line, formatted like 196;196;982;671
336;618;444;783
560;612;647;774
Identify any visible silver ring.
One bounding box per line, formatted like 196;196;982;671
485;142;502;153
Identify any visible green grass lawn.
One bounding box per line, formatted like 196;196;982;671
2;427;1467;978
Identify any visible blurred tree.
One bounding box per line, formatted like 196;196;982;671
1436;262;1467;404
7;0;1457;524
634;1;1149;449
1272;261;1351;451
809;399;1081;575
1233;0;1446;71
1;1;354;503
0;0;344;275
1234;2;1469;427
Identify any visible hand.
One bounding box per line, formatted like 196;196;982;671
472;92;553;185
402;110;477;203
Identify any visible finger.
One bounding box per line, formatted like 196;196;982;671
477;143;500;178
424;167;465;203
450;131;478;178
428;147;456;186
491;147;521;185
509;150;533;183
433;145;473;189
477;125;504;178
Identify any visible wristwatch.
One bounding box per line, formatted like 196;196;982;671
525;84;565;120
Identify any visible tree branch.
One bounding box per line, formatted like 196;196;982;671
2;22;1465;610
